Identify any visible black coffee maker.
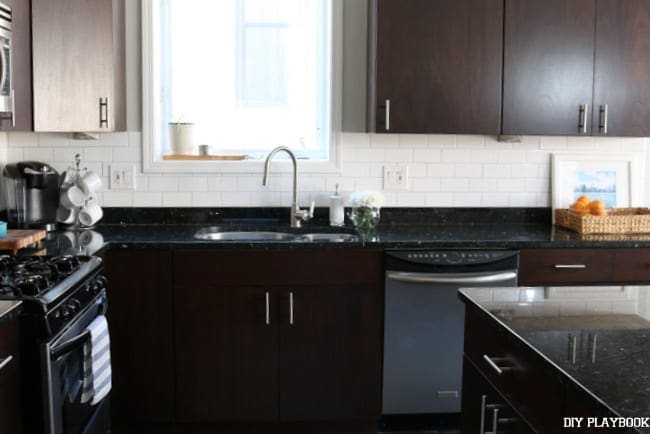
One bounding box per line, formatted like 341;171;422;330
3;161;60;230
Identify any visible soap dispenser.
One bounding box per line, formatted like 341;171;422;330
329;184;344;227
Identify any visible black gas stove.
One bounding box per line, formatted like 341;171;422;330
6;254;110;434
0;255;105;339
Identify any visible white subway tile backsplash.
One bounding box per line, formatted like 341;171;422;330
133;192;163;207
3;131;647;208
178;176;208;192
162;192;192;207
442;149;471;163
149;176;178;192
84;147;114;162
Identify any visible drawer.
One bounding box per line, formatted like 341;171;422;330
519;249;615;285
464;306;564;433
613;249;650;283
173;250;383;287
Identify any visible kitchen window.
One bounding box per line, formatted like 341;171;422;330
142;0;341;173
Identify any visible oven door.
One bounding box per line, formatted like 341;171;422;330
43;293;109;434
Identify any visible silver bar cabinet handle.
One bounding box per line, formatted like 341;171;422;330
0;355;13;372
289;292;294;325
483;354;511;376
579;104;588;134
10;88;15;127
265;292;270;325
491;408;500;434
385;99;390;131
479;395;487;433
600;104;608;134
554;264;586;269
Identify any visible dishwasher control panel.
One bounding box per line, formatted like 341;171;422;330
387;250;519;266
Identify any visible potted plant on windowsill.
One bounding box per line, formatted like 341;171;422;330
168;116;196;155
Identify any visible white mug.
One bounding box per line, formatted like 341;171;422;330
79;171;102;196
78;203;103;227
79;230;104;253
56;206;77;224
60;185;85;209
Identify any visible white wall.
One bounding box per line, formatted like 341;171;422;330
3;131;647;208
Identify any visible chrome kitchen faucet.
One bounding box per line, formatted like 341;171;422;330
262;146;315;228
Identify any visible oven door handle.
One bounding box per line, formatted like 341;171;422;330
50;330;90;360
386;270;518;285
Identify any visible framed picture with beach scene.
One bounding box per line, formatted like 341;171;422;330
551;152;645;223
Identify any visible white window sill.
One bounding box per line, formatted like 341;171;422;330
142;157;341;175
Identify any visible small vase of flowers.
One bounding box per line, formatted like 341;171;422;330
348;191;384;236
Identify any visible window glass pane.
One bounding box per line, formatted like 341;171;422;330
160;0;332;160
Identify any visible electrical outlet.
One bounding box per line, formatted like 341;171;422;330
110;164;136;190
384;165;409;191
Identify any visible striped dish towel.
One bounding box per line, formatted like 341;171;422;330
80;315;112;405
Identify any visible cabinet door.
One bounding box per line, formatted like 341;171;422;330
0;0;32;131
0;316;21;434
593;0;650;137
174;286;279;422
278;285;382;422
503;0;597;135
105;250;175;427
461;357;535;434
371;0;503;134
32;0;117;131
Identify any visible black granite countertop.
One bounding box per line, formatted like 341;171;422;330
459;287;650;431
0;301;21;323
14;207;650;256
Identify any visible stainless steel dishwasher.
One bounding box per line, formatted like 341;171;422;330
382;250;518;430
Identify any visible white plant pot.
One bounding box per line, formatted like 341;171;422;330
169;123;195;155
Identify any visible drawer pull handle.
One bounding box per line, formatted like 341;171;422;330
483;354;511;376
479;395;487;433
265;292;270;326
554;264;587;269
0;355;13;372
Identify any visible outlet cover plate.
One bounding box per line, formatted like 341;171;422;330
383;165;409;191
110;164;136;190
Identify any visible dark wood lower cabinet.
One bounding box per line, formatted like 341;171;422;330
0;315;22;434
174;286;279;422
278;285;382;421
107;248;383;432
105;249;175;428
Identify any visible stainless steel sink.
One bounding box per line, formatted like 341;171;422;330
195;229;297;241
301;233;359;243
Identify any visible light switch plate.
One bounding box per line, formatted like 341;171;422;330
110;164;136;190
383;165;409;191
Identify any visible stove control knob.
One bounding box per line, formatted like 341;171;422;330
61;307;71;319
446;252;461;263
66;299;81;315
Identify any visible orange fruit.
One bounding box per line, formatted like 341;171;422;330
575;195;591;206
571;202;590;216
589;200;607;216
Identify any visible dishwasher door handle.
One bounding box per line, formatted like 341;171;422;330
386;270;518;285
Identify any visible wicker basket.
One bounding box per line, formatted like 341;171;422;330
555;208;650;234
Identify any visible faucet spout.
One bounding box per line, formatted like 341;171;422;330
262;146;313;228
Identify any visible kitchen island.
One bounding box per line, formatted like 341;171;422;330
459;286;650;433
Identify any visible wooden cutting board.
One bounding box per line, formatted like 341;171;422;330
0;230;47;255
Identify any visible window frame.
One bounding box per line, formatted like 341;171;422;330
141;0;343;174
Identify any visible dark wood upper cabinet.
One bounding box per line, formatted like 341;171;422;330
502;0;597;135
0;0;32;131
593;0;650;137
369;0;503;134
31;0;125;132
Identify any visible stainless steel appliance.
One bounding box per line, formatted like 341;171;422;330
3;162;60;230
0;255;109;434
382;250;518;430
0;2;13;123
